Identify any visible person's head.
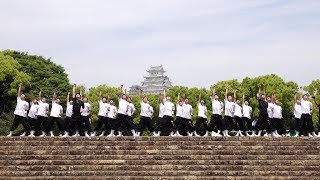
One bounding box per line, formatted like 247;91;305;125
122;94;127;100
69;100;73;105
275;99;280;105
166;96;171;101
109;99;114;105
127;97;132;103
244;100;249;106
33;99;38;105
42;97;47;103
214;94;219;100
83;98;88;103
20;93;26;100
296;99;301;105
303;94;308;101
102;97;107;103
55;98;61;104
143;96;148;103
267;96;271;102
236;99;240;104
75;93;81;100
261;94;266;100
227;95;233;102
200;99;205;105
178;100;183;106
185;98;189;104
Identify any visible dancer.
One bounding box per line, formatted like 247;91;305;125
234;91;245;137
127;96;138;136
255;86;271;136
38;89;50;137
8;83;30;137
106;98;118;136
193;92;209;137
80;89;92;137
91;88;110;136
45;90;64;136
27;90;39;137
300;87;316;137
71;84;85;137
312;89;320;136
271;93;285;137
223;85;235;137
162;90;176;136
154;93;165;136
137;91;155;136
62;92;73;137
181;96;194;136
242;94;253;136
209;85;223;137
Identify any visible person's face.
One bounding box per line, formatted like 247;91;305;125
261;94;266;100
143;97;148;103
178;101;183;106
127;97;132;103
275;100;280;105
20;94;26;100
76;94;81;99
166;96;171;101
236;99;240;104
200;100;205;105
42;98;47;103
83;98;88;103
228;95;232;102
214;95;219;100
245;101;249;105
102;98;107;103
185;99;189;104
303;95;308;101
297;99;301;105
109;100;114;105
266;97;271;102
69;100;73;105
55;99;61;104
122;95;127;100
33;99;38;105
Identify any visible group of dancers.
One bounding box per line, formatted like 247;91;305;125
7;83;320;137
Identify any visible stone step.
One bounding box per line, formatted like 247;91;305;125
1;159;318;166
1;170;320;177
1;164;320;172
2;154;320;161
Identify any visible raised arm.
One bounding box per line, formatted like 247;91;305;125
38;88;42;100
313;89;319;106
299;87;303;100
212;84;216;97
272;91;276;103
257;86;262;100
139;89;143;101
198;92;201;103
17;83;22;97
177;93;180;104
29;90;33;104
119;85;123;97
72;84;76;98
225;85;229;101
242;94;245;105
80;88;83;100
67;92;70;105
98;87;102;101
52;90;57;103
158;93;162;104
233;90;237;103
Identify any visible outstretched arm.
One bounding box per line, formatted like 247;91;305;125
272;91;276;103
177;93;180;104
38;88;42;100
52;89;57;103
72;84;76;98
29;90;33;104
299;87;303;100
233;90;237;103
17;83;22;97
80;88;83;100
257;86;262;100
242;94;245;105
67;92;70;105
198;92;201;103
119;85;123;97
313;89;319;106
225;85;229;101
212;84;216;97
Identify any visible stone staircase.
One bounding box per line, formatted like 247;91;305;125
0;136;320;179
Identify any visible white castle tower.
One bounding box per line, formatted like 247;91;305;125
128;65;172;95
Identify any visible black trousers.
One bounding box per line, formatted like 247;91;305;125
255;115;272;133
70;116;84;133
94;116;106;131
223;116;235;131
125;116;137;131
301;114;314;133
10;115;30;132
38;116;48;132
271;118;286;135
177;117;193;133
208;114;222;132
65;117;72;133
28;117;41;133
104;117;113;132
81;116;92;133
138;116;154;132
242;117;252;131
294;118;303;132
113;114;127;131
194;117;209;132
234;116;246;132
45;117;65;134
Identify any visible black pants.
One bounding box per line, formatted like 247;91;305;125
271;118;286;135
38;116;48;132
65;117;72;133
174;116;182;131
194;117;209;132
242;117;252;131
81;116;92;133
104;117;113;132
70;116;84;133
301;114;314;133
113;114;127;131
223;116;235;131
235;116;246;132
177;117;193;133
10;115;30;132
45;117;65;134
94;116;106;131
125;116;137;131
294;118;303;133
208;114;222;132
138;116;153;132
28;117;41;133
255;116;272;133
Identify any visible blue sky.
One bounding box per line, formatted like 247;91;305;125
0;0;320;89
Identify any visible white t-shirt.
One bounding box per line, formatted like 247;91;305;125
159;103;165;118
14;97;29;117
176;104;183;117
242;104;252;119
66;103;73;118
268;103;274;118
37;101;49;117
301;99;312;115
224;100;235;117
81;103;91;116
107;105;117;119
234;104;242;118
272;104;282;119
182;104;193;120
197;103;207;118
211;98;223;115
98;100;109;117
163;100;175;117
149;106;154;117
50;102;63;118
127;103;136;117
118;98;129;115
140;101;152;118
28;103;39;119
294;103;302;119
